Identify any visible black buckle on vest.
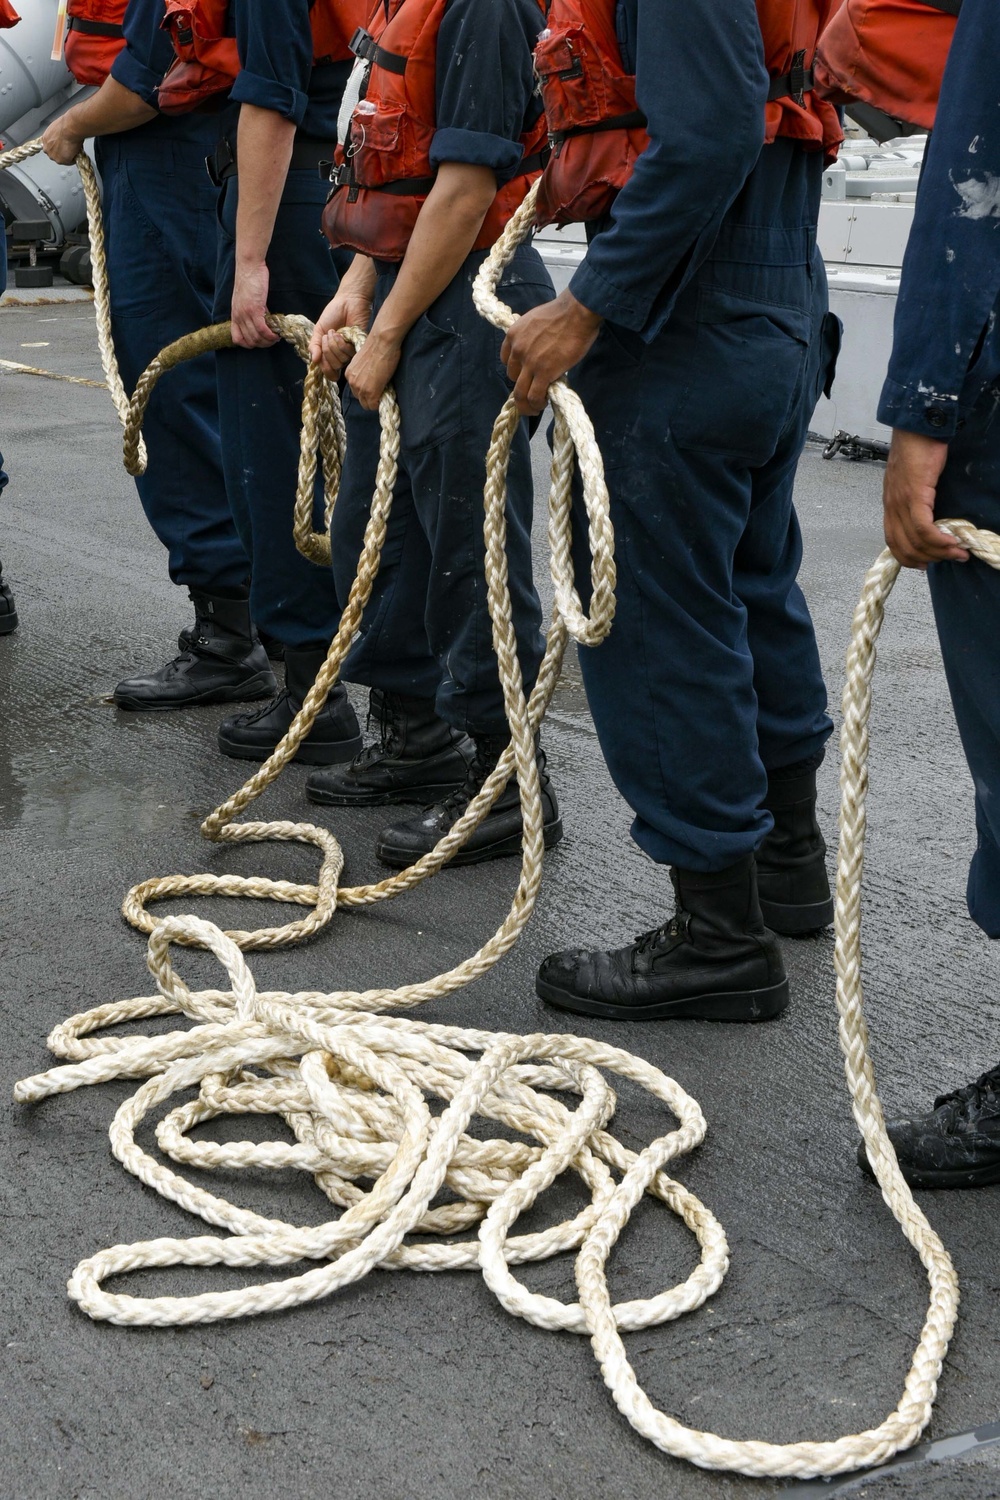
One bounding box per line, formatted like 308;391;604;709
205;136;236;188
767;50;813;107
349;25;407;75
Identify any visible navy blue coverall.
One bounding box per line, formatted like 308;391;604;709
565;0;835;873
332;0;552;735
213;0;349;650
878;0;1000;936
100;0;248;592
1;225;7;498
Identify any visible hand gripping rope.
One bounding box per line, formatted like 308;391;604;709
6;160;982;1478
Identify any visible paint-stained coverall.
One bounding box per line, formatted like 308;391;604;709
330;0;554;735
878;0;1000;935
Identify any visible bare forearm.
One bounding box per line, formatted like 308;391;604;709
41;77;156;162
369;163;496;345
70;76;157;136
235;104;295;267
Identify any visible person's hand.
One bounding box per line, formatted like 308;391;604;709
309;289;375;379
882;428;969;568
40;114;85;166
344;330;402;410
501;289;603;416
231;260;278;348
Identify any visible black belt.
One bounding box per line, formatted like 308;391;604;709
66;15;124;36
206;135;337;187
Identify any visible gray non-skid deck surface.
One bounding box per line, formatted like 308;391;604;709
1;303;998;1500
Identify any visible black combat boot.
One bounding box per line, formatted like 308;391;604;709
305;689;473;807
756;760;833;935
535;855;789;1022
0;559;17;635
113;589;276;710
217;643;362;765
375;732;563;867
857;1061;1000;1189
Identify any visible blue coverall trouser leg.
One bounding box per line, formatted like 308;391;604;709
331;247;552;735
215;170;342;650
928;324;1000;936
95;125;248;592
568;141;835;874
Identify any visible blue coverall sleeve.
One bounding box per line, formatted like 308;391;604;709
569;0;769;340
429;0;542;182
231;0;313;125
877;0;1000;440
110;0;173;103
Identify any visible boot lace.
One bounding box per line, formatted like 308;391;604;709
348;695;405;772
934;1063;1000;1124
434;737;509;822
633;915;687;953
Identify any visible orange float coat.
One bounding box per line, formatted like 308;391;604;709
815;0;960;136
535;0;844;228
322;0;549;261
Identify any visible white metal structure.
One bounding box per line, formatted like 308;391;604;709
0;0;89;248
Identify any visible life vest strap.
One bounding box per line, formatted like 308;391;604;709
549;110;647;148
67;15;124;37
331;151;548;197
767;50;815;106
915;0;961;13
349;26;408;75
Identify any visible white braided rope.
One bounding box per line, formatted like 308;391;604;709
0;139;146;468
11;173;978;1477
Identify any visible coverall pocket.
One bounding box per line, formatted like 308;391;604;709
816;309;843;403
670;288;811;466
397;313;464;453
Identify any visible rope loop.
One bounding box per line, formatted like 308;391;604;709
6;149;983;1480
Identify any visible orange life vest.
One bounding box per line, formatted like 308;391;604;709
63;0;127;87
322;0;550;262
0;0;20;29
158;0;359;115
815;0;960;141
535;0;844;228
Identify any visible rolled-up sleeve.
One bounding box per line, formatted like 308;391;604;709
110;0;173;104
231;0;313;125
569;0;768;340
429;0;542;182
877;0;1000;440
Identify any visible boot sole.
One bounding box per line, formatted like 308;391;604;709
856;1142;1000;1190
536;974;790;1023
218;729;364;766
759;895;834;937
377;817;564;869
306;779;468;809
114;672;277;713
0;617;18;634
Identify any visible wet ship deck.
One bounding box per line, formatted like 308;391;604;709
1;299;999;1499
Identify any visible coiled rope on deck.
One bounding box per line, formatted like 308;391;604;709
11;172;974;1477
0;139;146;469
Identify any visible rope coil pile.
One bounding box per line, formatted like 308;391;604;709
4;154;980;1479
